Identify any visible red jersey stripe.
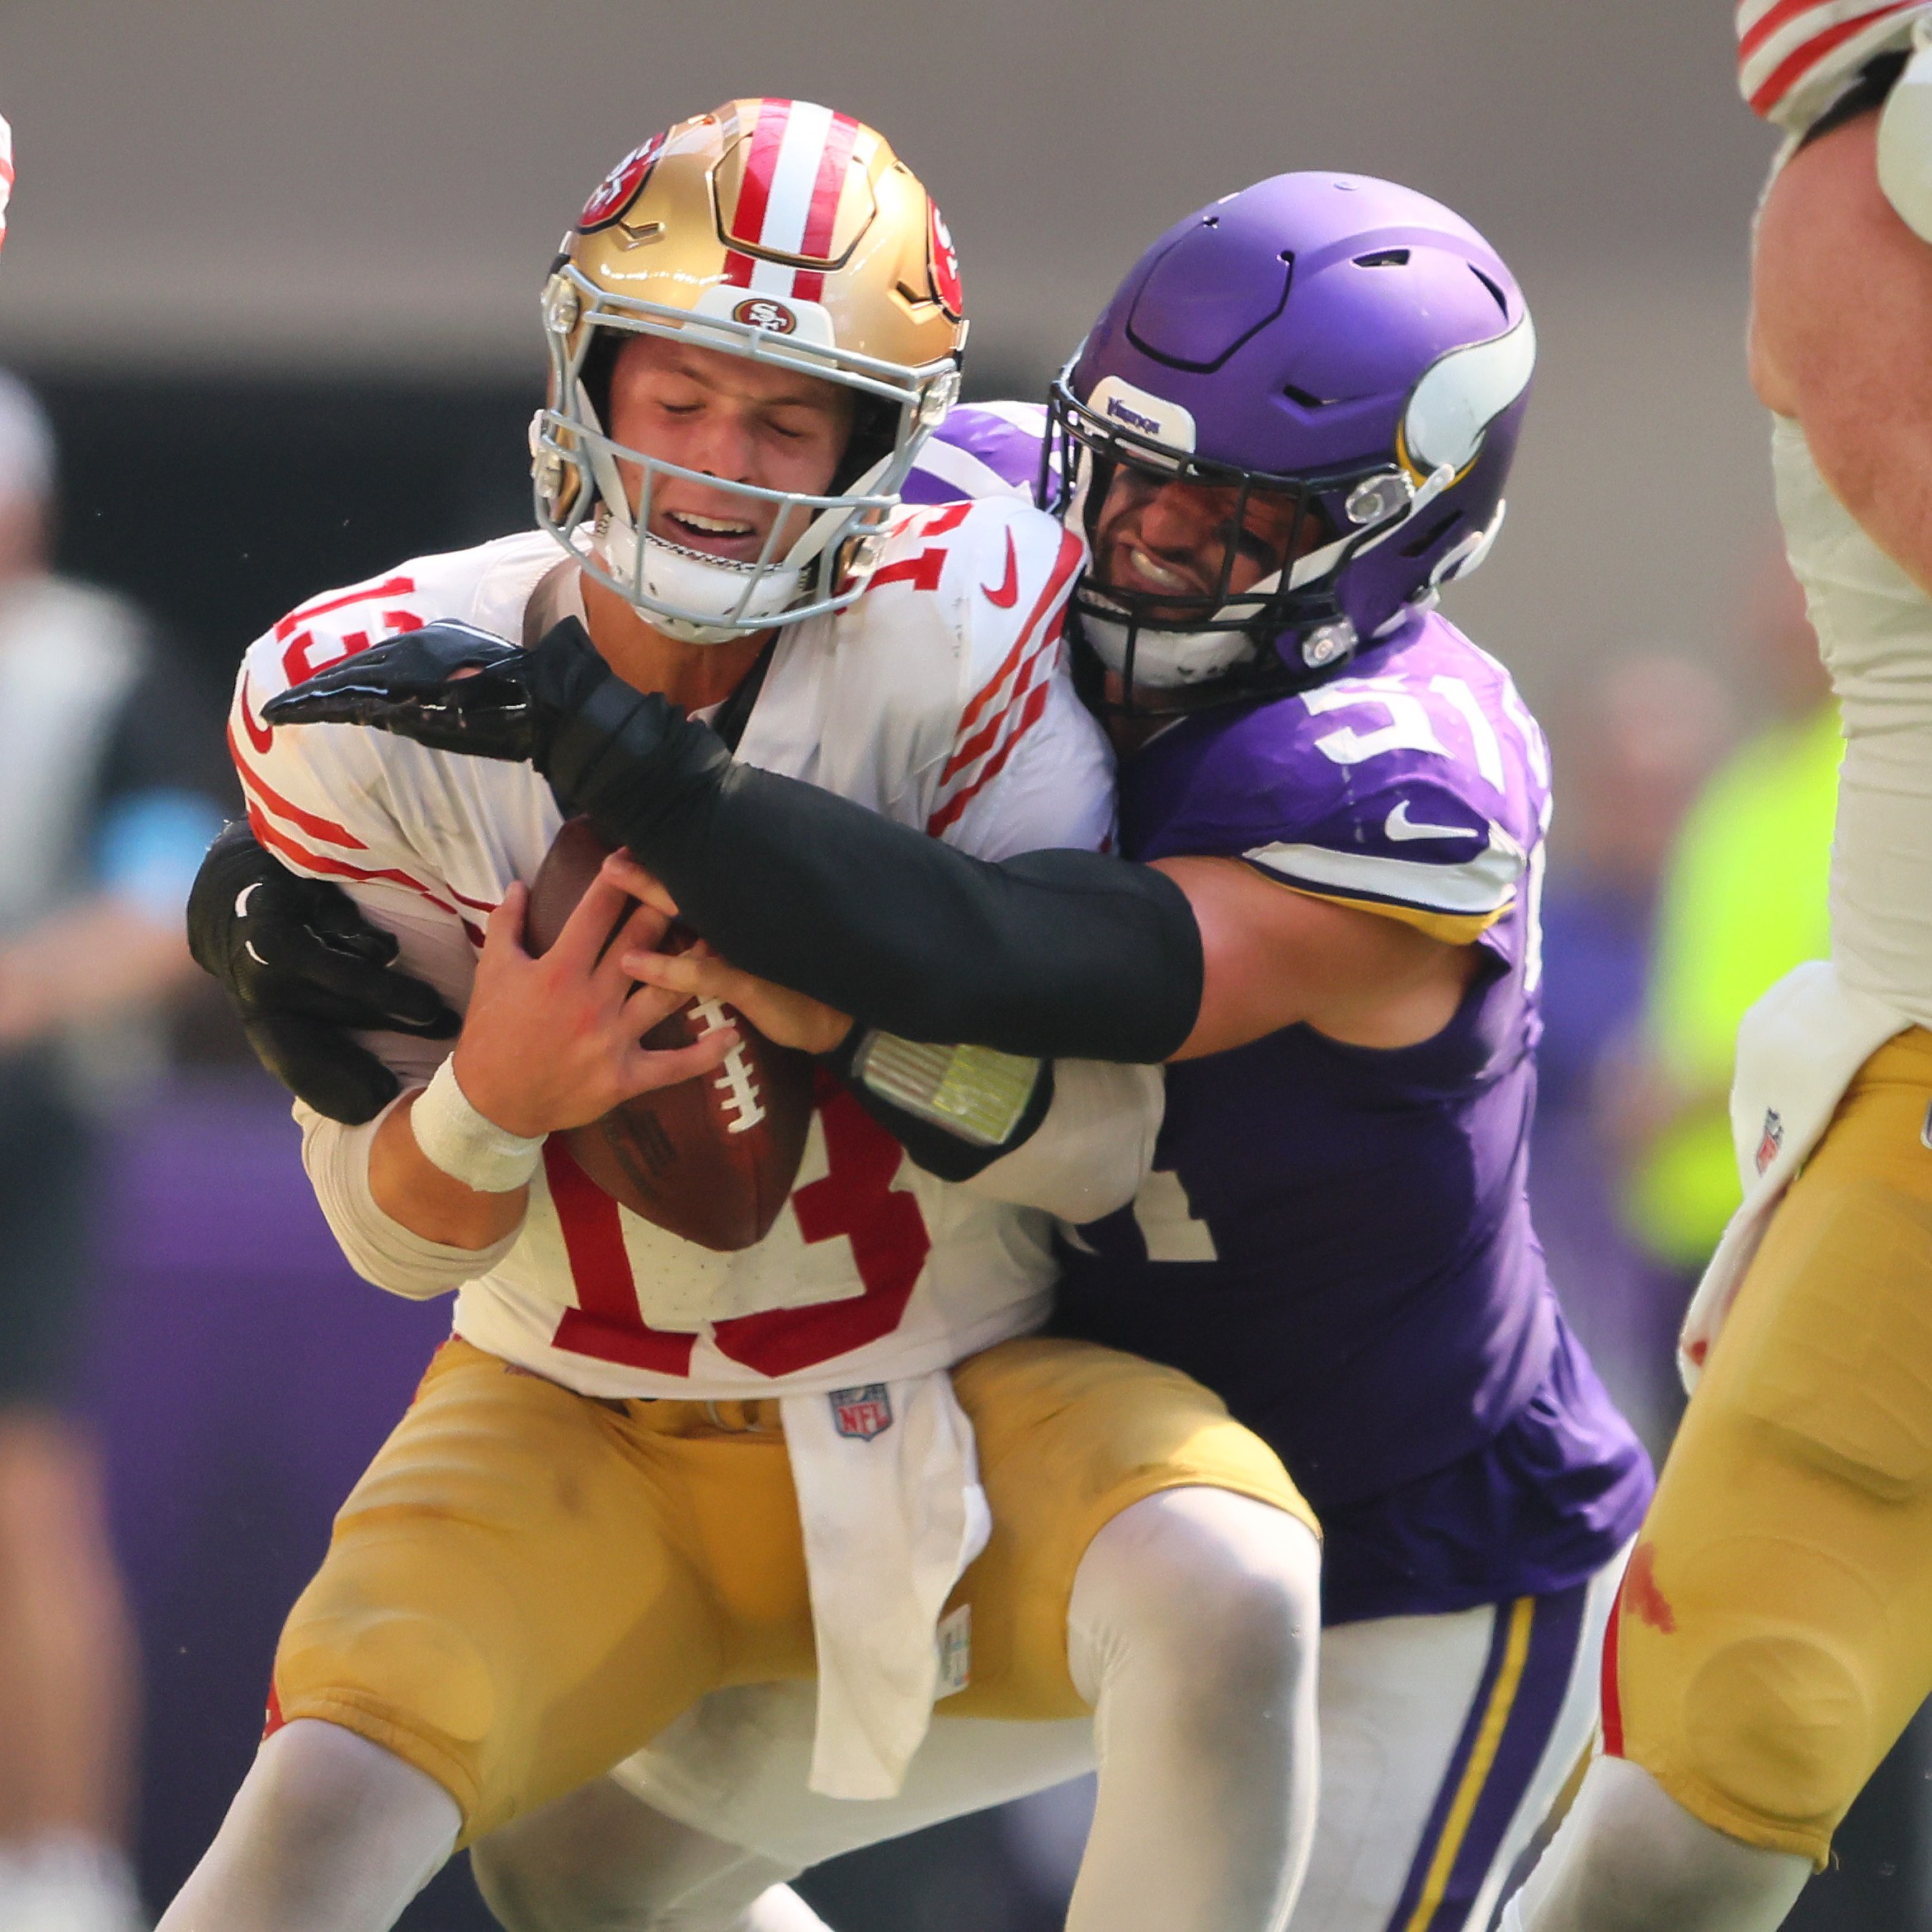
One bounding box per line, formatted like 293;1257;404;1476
926;677;1054;837
1739;0;1840;62
945;528;1082;767
245;803;472;935
940;624;1059;790
229;726;367;850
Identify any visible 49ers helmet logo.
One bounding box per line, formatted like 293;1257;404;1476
927;200;964;319
578;134;667;231
733;297;799;334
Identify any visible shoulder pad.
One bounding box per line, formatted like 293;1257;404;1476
1127;619;1550;940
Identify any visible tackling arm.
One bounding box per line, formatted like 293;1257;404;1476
266;619;1502;1067
265;620;1206;1064
1752;111;1932;594
1162;856;1483;1058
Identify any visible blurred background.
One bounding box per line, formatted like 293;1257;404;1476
0;2;1925;1926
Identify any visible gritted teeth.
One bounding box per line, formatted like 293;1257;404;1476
1117;541;1205;596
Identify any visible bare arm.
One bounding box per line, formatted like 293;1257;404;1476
1154;856;1481;1059
1752;111;1932;593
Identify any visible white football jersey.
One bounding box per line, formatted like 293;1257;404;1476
1738;0;1926;131
232;499;1118;1400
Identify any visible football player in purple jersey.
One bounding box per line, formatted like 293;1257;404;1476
205;175;1652;1932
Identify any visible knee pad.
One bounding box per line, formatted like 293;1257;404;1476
1680;1629;1870;1828
279;1605;499;1753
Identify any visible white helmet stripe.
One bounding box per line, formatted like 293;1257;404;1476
745;255;802;298
1402;312;1536;480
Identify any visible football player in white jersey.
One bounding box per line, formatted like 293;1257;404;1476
1506;7;1932;1929
158;100;1321;1932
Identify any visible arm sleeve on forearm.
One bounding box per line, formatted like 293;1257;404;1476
296;1094;521;1299
582;760;1204;1063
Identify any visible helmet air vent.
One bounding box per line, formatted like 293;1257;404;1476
1354;248;1410;267
1471;266;1510;316
1282;384;1332;410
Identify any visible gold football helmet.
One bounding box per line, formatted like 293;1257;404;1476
533;99;968;643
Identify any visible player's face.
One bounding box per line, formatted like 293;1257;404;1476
606;334;856;564
1091;467;1322;615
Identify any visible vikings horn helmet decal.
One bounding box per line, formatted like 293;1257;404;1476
533;100;968;643
1044;172;1534;712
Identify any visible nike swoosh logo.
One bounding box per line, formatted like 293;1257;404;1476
982;531;1019;609
1384;800;1479;841
239;673;275;754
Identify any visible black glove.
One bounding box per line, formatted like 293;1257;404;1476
262;615;698;777
266;614;734;868
186;822;460;1124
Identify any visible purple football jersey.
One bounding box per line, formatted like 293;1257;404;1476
903;401;1051;506
913;407;1652;1622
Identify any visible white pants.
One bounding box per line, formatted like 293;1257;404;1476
576;1550;1623;1932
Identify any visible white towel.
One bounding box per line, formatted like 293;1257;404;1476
1678;960;1908;1391
779;1369;992;1799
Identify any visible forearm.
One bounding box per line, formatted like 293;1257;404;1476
299;1096;523;1298
367;1093;529;1249
582;761;1203;1063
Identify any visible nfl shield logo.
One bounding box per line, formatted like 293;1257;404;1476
1755;1108;1784;1176
830;1384;893;1440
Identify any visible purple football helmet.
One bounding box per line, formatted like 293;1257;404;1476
1045;172;1534;712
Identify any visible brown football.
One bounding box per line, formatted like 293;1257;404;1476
525;817;816;1251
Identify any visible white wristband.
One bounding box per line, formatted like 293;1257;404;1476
409;1058;544;1194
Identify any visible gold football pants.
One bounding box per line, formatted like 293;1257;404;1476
1606;1026;1932;1864
270;1332;1310;1842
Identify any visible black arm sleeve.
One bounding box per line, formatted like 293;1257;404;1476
550;690;1203;1064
